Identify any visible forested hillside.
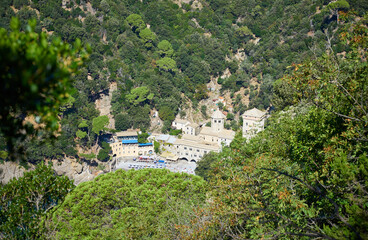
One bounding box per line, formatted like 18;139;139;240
1;0;366;164
0;0;367;239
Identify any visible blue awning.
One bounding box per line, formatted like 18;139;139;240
138;143;153;147
122;139;138;144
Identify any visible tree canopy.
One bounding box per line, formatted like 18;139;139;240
44;169;206;239
0;18;88;157
173;15;368;239
0;163;74;239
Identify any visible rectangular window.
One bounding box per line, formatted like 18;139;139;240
197;149;200;152
184;147;187;150
189;148;192;151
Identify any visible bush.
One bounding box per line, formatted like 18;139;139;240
97;142;111;162
0;163;74;239
115;113;132;131
44;169;206;239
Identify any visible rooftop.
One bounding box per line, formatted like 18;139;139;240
173;138;219;151
173;118;190;125
151;134;177;144
242;108;267;118
116;130;139;137
199;126;235;139
188;122;199;128
182;134;201;142
211;109;225;119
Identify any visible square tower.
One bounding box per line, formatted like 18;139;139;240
211;109;225;132
242;108;267;139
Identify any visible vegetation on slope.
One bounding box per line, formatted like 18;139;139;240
0;164;74;239
43;169;206;239
180;14;368;239
1;0;366;163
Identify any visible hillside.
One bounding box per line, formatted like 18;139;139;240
1;0;365;167
0;0;367;239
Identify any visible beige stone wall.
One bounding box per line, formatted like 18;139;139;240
173;143;218;161
242;118;265;139
111;143;153;158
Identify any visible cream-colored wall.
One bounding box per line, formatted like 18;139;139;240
172;121;187;130
173;143;218;161
200;134;218;143
211;118;224;132
111;143;154;158
218;137;232;146
242;117;265;138
183;126;196;135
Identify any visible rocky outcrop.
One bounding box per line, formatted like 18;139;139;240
95;82;117;129
51;158;95;185
0;157;98;186
0;161;29;185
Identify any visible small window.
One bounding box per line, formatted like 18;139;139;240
184;147;187;150
204;151;207;154
186;153;189;155
214;120;217;123
197;149;200;152
189;148;192;151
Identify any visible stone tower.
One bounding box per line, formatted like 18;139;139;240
211;109;225;132
242;108;267;139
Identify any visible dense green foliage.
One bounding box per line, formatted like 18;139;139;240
0;18;88;158
175;15;368;239
0;0;365;163
44;169;206;239
195;152;218;181
0;164;74;239
0;1;367;239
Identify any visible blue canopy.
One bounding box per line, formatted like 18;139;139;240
122;139;138;144
138;143;153;147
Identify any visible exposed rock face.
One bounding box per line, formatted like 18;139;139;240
51;158;95;185
0;158;97;186
0;161;28;185
95;82;117;129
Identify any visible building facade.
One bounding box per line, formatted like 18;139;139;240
242;108;267;139
110;130;154;158
172;137;219;162
166;109;235;162
172;118;199;136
